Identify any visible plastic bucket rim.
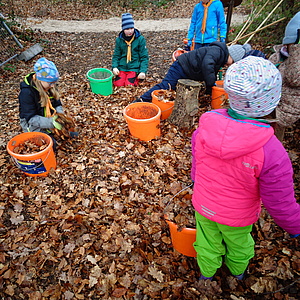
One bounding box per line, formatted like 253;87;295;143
86;68;113;82
7;132;53;160
123;103;161;123
86;67;113;76
151;90;175;101
164;215;196;233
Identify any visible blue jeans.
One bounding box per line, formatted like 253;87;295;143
141;60;188;102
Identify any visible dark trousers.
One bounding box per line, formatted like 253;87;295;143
141;60;188;102
194;43;210;49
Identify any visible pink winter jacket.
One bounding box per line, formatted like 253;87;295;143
191;109;300;234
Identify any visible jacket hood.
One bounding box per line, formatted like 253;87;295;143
209;41;229;61
118;28;141;39
198;109;274;160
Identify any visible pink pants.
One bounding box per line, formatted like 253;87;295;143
113;71;139;87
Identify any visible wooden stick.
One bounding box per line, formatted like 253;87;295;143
234;9;257;41
233;0;271;42
244;0;284;44
227;17;286;45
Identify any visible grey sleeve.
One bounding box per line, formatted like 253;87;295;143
56;105;64;114
28;115;54;129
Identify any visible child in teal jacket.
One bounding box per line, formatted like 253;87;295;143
112;13;149;87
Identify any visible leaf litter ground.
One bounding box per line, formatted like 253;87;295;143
0;18;300;300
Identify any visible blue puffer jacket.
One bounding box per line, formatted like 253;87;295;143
187;0;227;44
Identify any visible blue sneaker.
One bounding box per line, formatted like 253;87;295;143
234;273;245;280
199;274;213;280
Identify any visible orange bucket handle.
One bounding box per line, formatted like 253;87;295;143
164;182;194;222
10;148;52;172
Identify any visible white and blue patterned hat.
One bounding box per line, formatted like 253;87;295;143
224;56;282;118
34;57;59;83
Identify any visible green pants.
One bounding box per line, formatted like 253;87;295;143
194;212;255;277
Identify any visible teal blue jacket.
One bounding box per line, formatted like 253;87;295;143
112;29;149;74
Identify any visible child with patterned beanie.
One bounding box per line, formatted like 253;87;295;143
112;13;149;87
191;56;300;281
19;57;77;147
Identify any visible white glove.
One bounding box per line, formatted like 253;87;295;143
137;72;145;80
113;68;119;76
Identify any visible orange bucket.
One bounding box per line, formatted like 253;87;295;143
172;49;188;62
211;80;228;109
7;132;56;177
151;90;175;120
165;216;197;257
123;102;161;141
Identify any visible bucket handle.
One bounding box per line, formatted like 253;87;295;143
10;147;52;172
163;182;194;221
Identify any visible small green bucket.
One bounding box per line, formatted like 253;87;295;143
86;68;113;96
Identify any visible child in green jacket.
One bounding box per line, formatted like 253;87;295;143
112;13;149;87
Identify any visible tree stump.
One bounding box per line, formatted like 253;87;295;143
169;79;206;128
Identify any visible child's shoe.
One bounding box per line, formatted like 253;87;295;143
233;273;244;280
199;274;213;280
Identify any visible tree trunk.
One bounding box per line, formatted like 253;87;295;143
274;123;286;142
168;79;206;129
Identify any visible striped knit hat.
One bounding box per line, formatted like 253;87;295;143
224;56;282;118
122;13;134;31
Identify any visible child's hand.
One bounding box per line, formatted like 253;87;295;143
52;115;62;130
113;68;119;75
138;72;145;80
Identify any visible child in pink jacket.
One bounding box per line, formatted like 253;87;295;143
191;56;300;281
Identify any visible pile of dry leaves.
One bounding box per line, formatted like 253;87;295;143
0;6;300;300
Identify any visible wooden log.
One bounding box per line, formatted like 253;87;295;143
169;79;206;128
274;123;286;142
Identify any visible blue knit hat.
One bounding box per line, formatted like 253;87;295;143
122;13;134;31
224;56;282;118
283;11;300;44
34;57;59;82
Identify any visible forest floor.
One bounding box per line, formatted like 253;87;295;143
0;1;300;299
